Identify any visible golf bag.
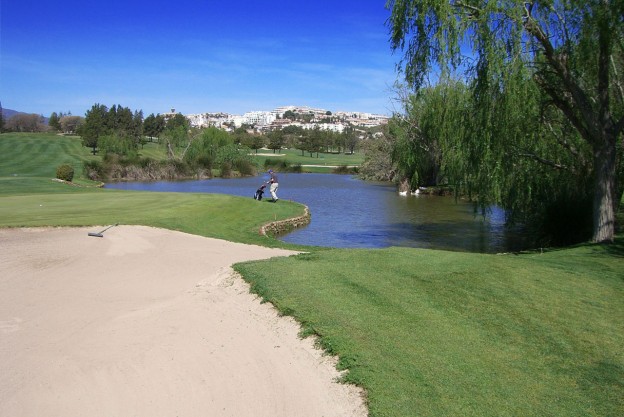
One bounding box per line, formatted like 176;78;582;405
254;184;266;200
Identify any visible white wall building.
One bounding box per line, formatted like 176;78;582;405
168;105;389;131
301;123;346;133
242;111;276;126
228;115;246;128
187;112;232;129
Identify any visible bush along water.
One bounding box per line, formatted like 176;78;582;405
56;164;75;182
83;149;261;182
81;123;262;181
264;158;302;173
84;155;213;181
332;165;358;175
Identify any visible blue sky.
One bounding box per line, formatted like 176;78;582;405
1;0;401;118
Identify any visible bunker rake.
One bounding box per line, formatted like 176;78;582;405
88;223;118;237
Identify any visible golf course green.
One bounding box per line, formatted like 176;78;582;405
2;132;622;417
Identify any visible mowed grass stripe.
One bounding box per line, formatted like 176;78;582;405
0;133;91;177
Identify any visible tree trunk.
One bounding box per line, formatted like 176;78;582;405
592;134;617;243
167;142;175;160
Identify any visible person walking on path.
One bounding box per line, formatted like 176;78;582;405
268;169;279;202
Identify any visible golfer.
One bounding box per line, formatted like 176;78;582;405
268;169;279;202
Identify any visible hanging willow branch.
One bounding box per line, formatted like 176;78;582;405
513;147;568;171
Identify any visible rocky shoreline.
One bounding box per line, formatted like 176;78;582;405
259;205;311;237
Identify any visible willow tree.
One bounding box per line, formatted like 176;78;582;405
390;80;471;190
386;0;624;243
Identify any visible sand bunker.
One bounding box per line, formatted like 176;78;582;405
0;226;366;417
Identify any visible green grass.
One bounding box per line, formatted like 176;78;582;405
0;133;305;246
252;147;364;171
234;244;624;417
2;132;623;417
136;141;168;159
0;132;99;178
0;186;304;246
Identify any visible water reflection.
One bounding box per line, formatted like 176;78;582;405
105;173;529;253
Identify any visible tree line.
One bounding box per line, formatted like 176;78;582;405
0;100;51;133
1;101;361;161
72;103;365;181
76;103;361;158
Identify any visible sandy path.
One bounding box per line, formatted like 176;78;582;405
0;226;366;417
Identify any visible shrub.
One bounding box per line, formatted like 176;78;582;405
170;160;189;176
234;159;257;176
264;158;277;168
220;162;233;178
56;164;75;182
83;160;105;181
264;158;290;170
137;157;155;169
264;159;302;172
333;165;358;174
196;155;213;169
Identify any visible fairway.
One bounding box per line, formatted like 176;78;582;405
252;147;364;172
0;132;97;178
0;133;307;246
235;243;624;417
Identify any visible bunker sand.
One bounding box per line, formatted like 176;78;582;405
0;226;366;417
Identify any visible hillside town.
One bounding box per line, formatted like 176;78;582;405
168;105;390;132
0;103;391;135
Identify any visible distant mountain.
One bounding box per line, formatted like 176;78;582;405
2;108;21;119
2;108;49;124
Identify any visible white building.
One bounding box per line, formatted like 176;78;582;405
228;115;246;128
273;106;296;118
168;105;389;131
301;123;346;133
187;112;231;128
273;105;329;118
242;111;276;126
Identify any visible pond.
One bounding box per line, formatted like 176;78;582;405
105;173;530;253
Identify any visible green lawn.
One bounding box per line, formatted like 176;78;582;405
0;132;98;178
252;147;364;171
0;185;305;246
134;141;364;168
0;133;305;246
136;140;168;159
235;243;624;417
2;132;623;417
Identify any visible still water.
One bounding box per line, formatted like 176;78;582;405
106;173;529;253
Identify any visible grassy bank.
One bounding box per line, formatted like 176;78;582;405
2;132;623;416
235;243;624;417
0;185;304;246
